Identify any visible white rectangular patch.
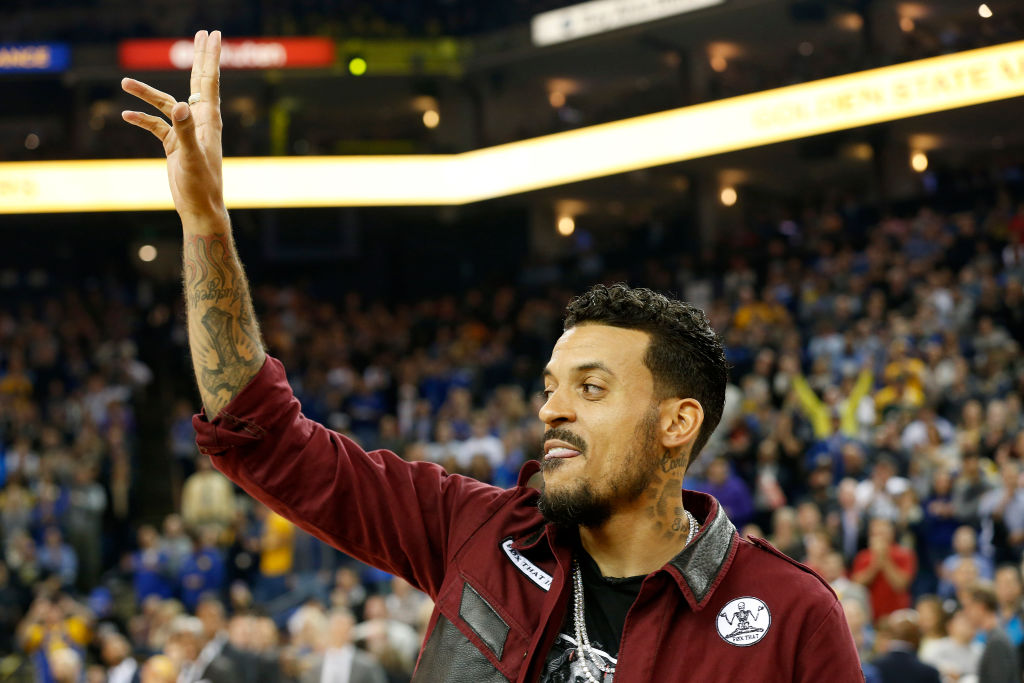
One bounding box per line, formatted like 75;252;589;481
502;538;552;591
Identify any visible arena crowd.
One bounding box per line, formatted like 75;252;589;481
2;182;1024;682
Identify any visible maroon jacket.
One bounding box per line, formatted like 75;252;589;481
195;356;864;682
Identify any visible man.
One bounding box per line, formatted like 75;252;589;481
994;564;1024;662
100;631;140;683
852;517;916;620
121;30;861;682
302;609;387;683
962;581;1020;683
938;525;994;598
918;608;981;682
821;551;871;621
979;461;1024;562
869;610;940;683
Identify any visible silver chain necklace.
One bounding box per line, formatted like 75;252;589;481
571;509;699;683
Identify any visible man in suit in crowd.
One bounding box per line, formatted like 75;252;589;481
870;609;941;683
302;609;386;683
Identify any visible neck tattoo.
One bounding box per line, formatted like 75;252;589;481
572;509;699;682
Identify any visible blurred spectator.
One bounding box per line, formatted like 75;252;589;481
688;456;755;528
37;527;78;590
255;507;295;604
178;527;226;613
131;525;174;603
869;609;940;683
843;597;875;663
66;463;106;593
303;608;387;683
100;631;140;683
140;654;178;683
353;595;419;679
180;457;236;535
979;461;1024;563
962;582;1020;683
993;564;1024;656
853;518;917;620
919;607;981;682
161;514;193;577
823;551;872;621
938;526;994;599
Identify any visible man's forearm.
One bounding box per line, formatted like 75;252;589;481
182;220;266;419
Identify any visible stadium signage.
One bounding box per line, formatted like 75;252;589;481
532;0;725;47
118;37;335;70
5;39;1024;213
0;43;71;73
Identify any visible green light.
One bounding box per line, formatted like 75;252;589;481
348;57;367;76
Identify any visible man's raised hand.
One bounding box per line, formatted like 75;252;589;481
121;30;227;228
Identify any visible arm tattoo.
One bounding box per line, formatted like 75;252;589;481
183;232;265;418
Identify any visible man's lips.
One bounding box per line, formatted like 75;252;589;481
543;439;581;460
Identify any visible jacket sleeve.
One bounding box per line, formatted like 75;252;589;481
794;598;865;683
192;355;511;598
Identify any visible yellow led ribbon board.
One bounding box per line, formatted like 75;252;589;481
2;39;1024;213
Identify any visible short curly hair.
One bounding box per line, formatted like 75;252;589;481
563;283;728;460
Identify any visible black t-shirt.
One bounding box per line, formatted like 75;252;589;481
540;551;645;683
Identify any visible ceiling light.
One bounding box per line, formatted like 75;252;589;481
557;215;575;236
910;151;928;172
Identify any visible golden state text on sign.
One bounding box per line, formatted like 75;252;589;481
751;43;1024;135
6;40;1024;213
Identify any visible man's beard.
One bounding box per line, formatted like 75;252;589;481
537;406;661;529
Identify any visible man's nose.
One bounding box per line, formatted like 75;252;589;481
538;387;575;426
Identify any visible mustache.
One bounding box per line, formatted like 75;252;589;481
542;427;587;454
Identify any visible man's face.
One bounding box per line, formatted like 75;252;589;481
995;568;1022;607
537;324;672;528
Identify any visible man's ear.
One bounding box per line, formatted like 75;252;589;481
660;398;703;453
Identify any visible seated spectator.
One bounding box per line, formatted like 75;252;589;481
140;654;178;683
303;608;387;683
131;525;174;603
822;551;872;621
852;517;917;620
255;506;295;604
164;614;239;683
993;564;1024;659
100;631;140;683
36;527;77;590
180;457;236;536
962;581;1020;683
979;461;1024;563
687;456;755;529
913;595;946;653
918;608;981;681
842;597;875;664
870;609;940;683
161;514;194;577
178;527;226;613
938;525;994;599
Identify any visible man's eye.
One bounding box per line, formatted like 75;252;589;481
581;383;603;395
539;389;554;400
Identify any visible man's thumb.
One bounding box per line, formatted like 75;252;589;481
172;101;191;123
171;101;200;156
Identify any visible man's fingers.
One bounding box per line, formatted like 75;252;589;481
199;30;222;105
121;78;177;119
189;30;208;101
121;110;172;142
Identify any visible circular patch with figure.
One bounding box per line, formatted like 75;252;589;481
716;596;771;646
